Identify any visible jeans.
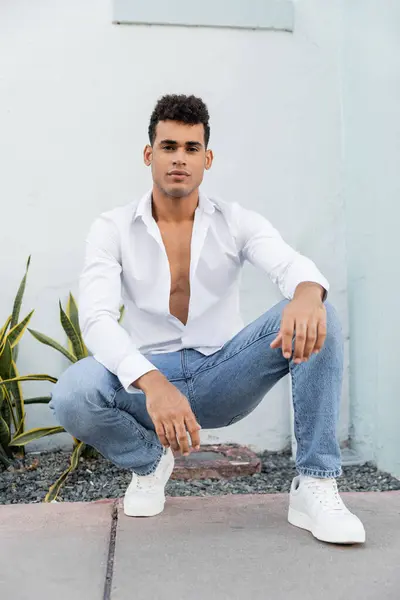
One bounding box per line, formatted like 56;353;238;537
49;300;343;478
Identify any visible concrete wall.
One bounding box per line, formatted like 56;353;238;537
342;1;400;477
0;0;349;452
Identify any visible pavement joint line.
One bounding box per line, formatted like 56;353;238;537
103;500;119;600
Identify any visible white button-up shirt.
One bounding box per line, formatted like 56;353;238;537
79;190;329;392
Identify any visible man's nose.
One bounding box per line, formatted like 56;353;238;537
172;150;186;165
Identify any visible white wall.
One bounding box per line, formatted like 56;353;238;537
0;0;349;452
343;1;400;477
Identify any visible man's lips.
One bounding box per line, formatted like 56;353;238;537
168;170;190;177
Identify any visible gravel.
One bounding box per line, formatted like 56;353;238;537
1;449;399;505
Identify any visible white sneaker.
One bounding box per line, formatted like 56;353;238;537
123;448;175;517
288;475;366;544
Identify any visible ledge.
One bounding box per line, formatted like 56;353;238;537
171;444;262;480
113;0;294;32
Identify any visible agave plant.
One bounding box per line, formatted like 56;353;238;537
29;293;89;364
0;256;46;467
0;293;89;499
1;294;124;501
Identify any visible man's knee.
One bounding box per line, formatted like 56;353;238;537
324;301;343;340
49;357;113;434
320;301;344;366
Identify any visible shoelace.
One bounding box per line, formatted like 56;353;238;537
304;478;348;513
130;451;170;492
133;458;168;491
134;471;163;491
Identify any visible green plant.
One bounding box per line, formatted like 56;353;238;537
0;257;50;467
1;293;124;501
0;293;89;498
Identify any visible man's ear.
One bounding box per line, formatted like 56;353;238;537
205;149;214;170
144;144;153;166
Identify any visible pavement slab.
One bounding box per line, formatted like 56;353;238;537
0;500;114;600
112;492;400;600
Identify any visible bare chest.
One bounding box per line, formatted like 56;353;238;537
157;222;193;324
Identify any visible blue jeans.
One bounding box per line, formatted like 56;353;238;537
49;300;343;478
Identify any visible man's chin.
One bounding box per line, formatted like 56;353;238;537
164;185;193;199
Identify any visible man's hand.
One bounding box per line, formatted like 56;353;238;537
270;282;327;364
134;371;201;456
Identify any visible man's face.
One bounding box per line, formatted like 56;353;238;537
144;120;213;198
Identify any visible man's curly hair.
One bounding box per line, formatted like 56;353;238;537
148;94;210;147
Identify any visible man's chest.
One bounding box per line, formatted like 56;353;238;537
121;213;241;319
157;221;193;290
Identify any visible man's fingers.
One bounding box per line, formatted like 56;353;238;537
174;421;190;456
313;321;327;353
281;317;295;359
293;321;307;363
155;423;169;448
303;323;318;359
164;423;180;452
270;333;282;349
185;415;201;450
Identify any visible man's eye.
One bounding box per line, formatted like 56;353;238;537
163;146;174;151
187;147;199;152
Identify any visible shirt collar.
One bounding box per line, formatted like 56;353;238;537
133;189;215;223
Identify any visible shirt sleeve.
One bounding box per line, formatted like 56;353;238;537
78;215;158;393
233;203;329;300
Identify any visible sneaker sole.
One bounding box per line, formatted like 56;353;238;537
288;507;366;544
124;499;166;518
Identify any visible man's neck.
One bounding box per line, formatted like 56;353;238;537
152;185;199;223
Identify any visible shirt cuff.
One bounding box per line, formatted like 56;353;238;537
117;353;158;393
286;274;330;301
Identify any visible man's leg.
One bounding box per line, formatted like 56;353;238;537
186;301;364;543
49;353;189;476
187;299;343;478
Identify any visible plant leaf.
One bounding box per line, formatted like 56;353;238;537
66;294;76;355
0;339;12;380
7;311;34;348
13;412;26;439
0;374;58;386
0;443;12;467
2;387;18;432
9;361;24;423
10;426;65;446
11;256;31;330
0;414;11;448
24;396;52;405
118;305;125;324
28;328;77;363
59;301;84;360
66;293;81;337
44;441;85;502
0;316;12;347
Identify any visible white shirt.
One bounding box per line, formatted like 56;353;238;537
79;190;329;392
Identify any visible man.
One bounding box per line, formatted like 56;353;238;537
50;94;365;545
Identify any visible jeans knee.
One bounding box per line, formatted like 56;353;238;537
49;357;115;437
322;302;344;363
324;302;343;338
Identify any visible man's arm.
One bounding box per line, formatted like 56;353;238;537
79;215;158;392
234;204;329;300
79;215;201;454
235;204;329;362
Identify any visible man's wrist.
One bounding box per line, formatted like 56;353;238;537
133;370;168;393
294;282;325;302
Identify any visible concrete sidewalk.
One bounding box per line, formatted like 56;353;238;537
1;492;399;600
